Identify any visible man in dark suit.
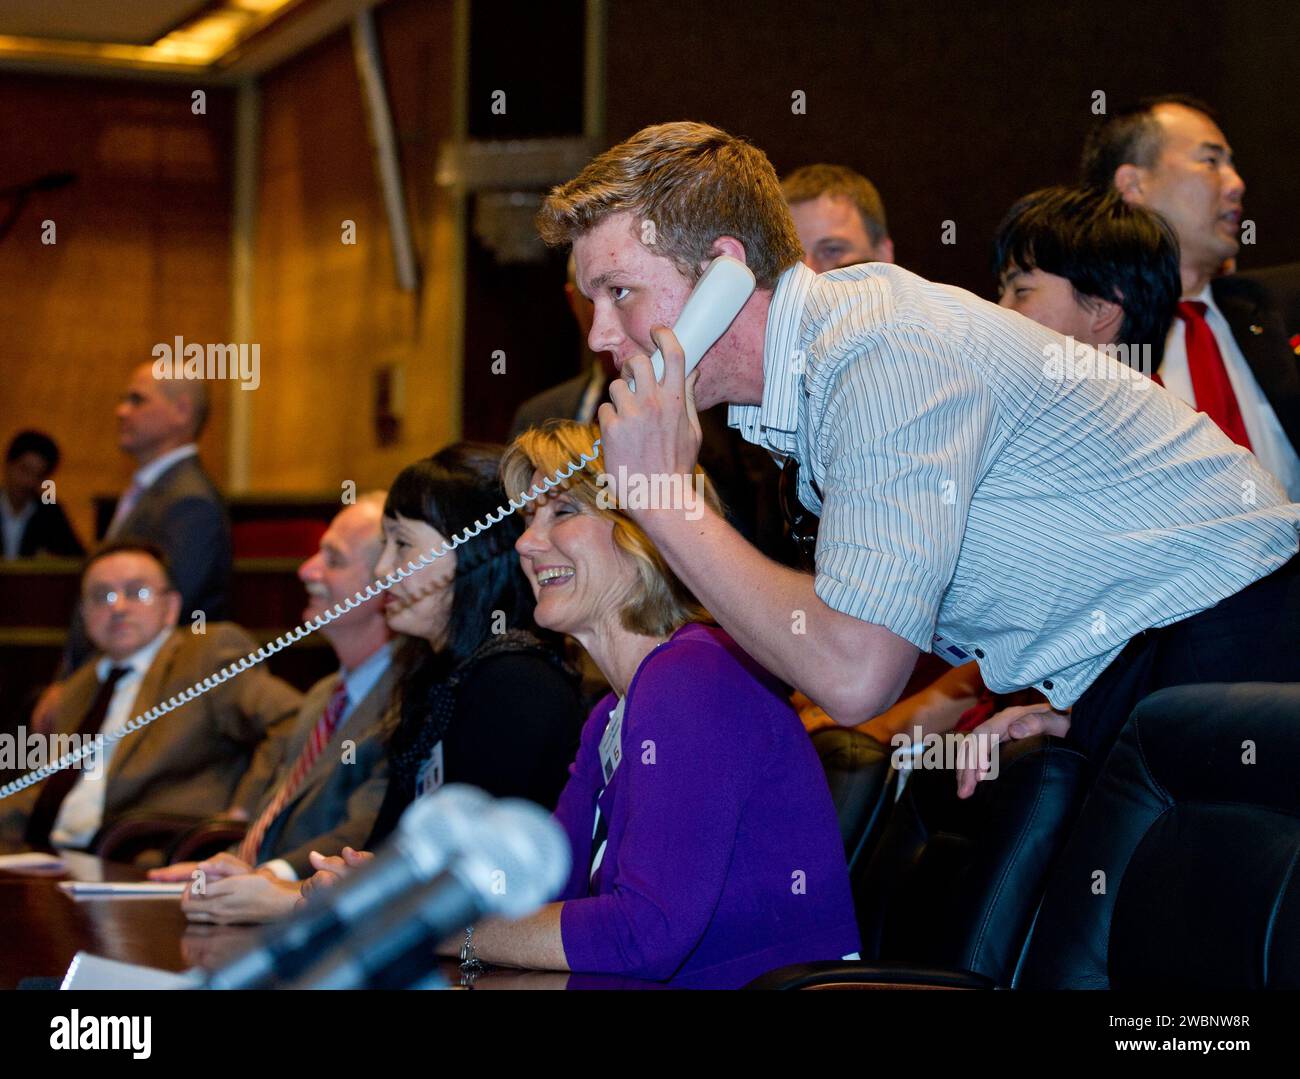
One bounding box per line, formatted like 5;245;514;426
1083;94;1300;498
511;255;615;439
149;494;401;923
1;430;84;558
0;542;301;852
1240;261;1300;334
105;361;233;619
1213;263;1300;477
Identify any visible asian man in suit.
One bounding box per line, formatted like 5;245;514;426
0;541;301;853
1083;94;1300;498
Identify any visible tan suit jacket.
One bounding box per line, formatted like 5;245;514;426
1;623;302;849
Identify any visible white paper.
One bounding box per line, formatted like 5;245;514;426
61;951;202;990
0;851;66;870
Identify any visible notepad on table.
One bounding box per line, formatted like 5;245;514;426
0;851;66;871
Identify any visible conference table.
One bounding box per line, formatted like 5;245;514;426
0;851;659;990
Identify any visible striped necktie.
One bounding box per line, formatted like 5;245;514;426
238;679;349;865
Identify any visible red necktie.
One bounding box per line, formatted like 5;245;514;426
237;679;349;865
1176;300;1253;450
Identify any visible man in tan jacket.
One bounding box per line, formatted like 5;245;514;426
0;541;301;851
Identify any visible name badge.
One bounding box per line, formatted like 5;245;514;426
416;740;445;798
931;633;973;666
598;702;625;786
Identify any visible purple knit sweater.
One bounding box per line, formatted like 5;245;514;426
555;623;860;988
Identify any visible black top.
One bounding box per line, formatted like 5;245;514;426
367;632;584;846
10;500;85;558
1212;264;1300;455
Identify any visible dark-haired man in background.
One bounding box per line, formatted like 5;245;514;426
1;430;84;559
1083;94;1300;498
993;184;1181;365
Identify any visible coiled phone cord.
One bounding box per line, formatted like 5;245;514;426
0;440;602;801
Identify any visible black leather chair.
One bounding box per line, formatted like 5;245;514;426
1018;682;1300;989
93;811;247;867
809;727;897;879
750;683;1300;990
855;733;1089;983
168;818;249;864
92;811;211;867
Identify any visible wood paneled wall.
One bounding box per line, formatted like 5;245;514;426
0;73;233;546
0;0;462;547
247;0;460;498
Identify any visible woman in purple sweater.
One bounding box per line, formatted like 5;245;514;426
443;420;859;988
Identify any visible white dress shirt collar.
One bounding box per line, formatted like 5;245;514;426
727;260;815;454
132;443;199;492
95;626;172;684
338;639;395;714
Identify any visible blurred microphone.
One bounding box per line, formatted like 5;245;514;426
0;171;77;197
288;796;570;990
203;785;491;990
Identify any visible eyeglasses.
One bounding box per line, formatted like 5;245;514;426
777;458;820;572
83;585;167;609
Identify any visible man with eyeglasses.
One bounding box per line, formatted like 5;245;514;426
0;541;301;853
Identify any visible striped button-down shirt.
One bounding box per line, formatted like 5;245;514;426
729;261;1300;708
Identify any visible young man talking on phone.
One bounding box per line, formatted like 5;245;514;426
537;121;1300;763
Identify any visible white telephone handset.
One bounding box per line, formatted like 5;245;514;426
625;255;756;392
0;259;756;803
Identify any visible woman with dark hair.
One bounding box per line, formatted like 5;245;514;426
364;443;584;845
